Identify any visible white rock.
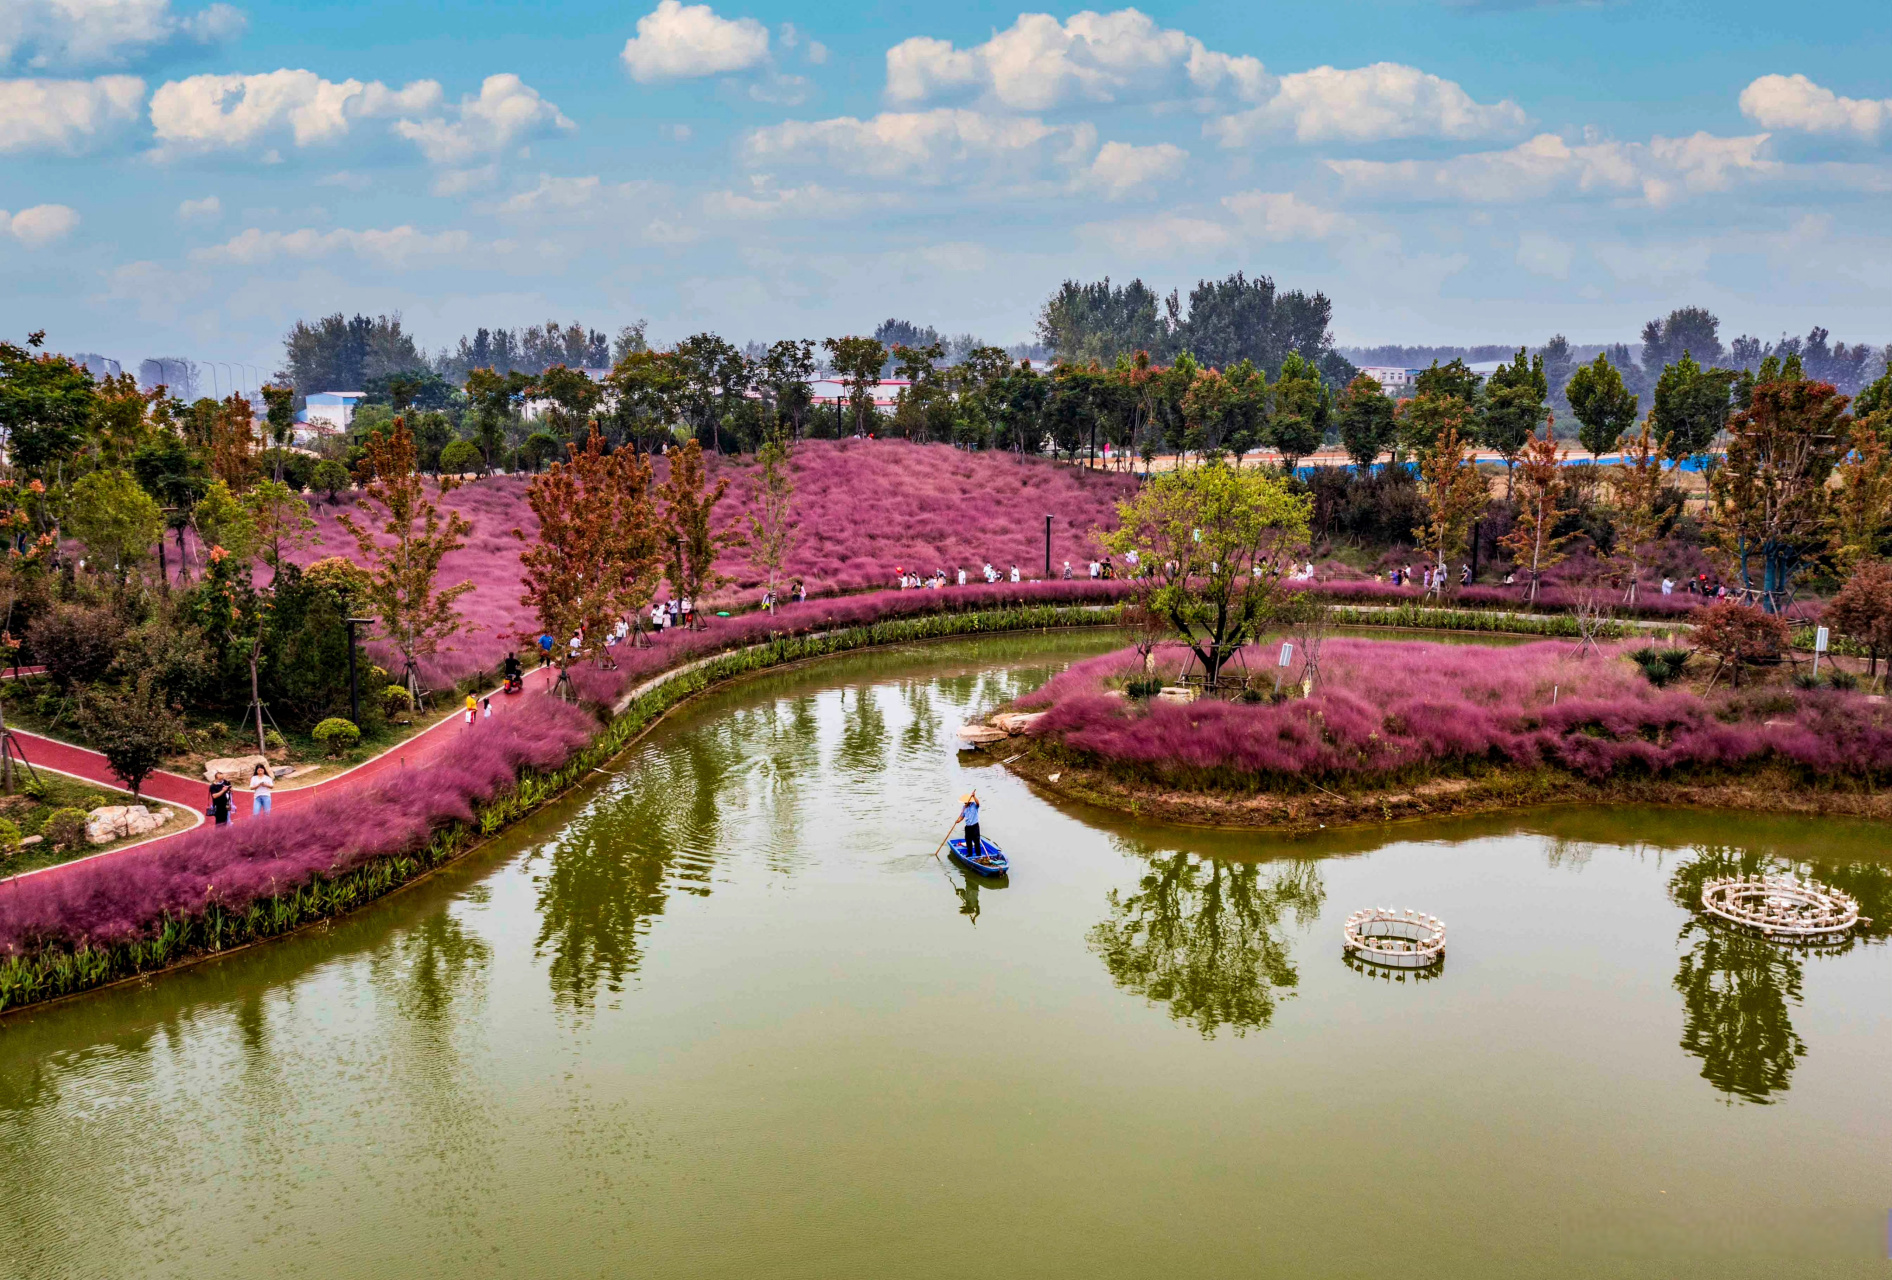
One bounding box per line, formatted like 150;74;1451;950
204;755;268;783
85;805;167;846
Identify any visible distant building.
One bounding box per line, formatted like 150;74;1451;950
1359;366;1422;399
302;387;365;431
810;378;911;414
520;367;612;422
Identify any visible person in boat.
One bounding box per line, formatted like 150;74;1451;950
959;791;983;859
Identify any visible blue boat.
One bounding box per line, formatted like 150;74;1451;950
948;837;1009;877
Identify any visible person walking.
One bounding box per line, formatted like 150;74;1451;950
482;696;493;720
249;762;274;817
959;791;983;859
208;776;233;827
464;692;478;727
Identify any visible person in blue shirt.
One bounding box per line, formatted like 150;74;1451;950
537;633;554;666
959;791;982;858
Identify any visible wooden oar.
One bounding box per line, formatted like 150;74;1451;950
927;814;960;865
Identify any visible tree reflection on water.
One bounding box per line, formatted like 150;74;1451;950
1667;844;1892;1105
1089;846;1323;1038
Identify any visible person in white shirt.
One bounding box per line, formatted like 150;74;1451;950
249;762;274;816
1009;565;1020;583
1661;577;1674;596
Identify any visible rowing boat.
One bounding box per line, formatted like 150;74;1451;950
947;837;1009;877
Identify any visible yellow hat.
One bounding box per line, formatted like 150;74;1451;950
961;792;976;803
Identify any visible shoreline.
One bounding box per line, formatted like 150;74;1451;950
996;743;1892;833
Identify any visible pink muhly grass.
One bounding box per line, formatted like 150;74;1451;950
1022;638;1892;786
0;694;594;956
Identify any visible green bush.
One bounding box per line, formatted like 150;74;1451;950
1630;647;1691;687
438;440;483;475
42;807;88;851
381;683;413;716
1828;669;1860;691
311;717;361;756
21;776;46;802
264;729;286;751
1124;676;1163;699
311;459;351;502
0;818;20;861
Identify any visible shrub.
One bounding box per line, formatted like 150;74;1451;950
42;808;88;852
1629;647;1691;687
311;459;351;503
21;776;46;802
0;818;19;862
75;674;181;796
439;440;483;475
265;729;286;751
312;717;361;756
1829;669;1860;691
381;684;413;722
27;603;124;691
1124;676;1163;699
1692;602;1791;687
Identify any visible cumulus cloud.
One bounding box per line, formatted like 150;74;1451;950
189;224;479;268
1325;130;1777;207
0;75;144;152
621;0;769;82
176;193;219;220
1740;73;1891;143
1221;189;1347;240
1084;140;1186;198
1207;63;1527;145
149;69;442;152
885;9;1269;111
391;74;574;164
0;0;243;71
744;108;1101;188
1;204;81;247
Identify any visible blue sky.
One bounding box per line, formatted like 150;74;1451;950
3;0;1889;374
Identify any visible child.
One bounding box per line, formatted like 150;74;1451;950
482;696;493;720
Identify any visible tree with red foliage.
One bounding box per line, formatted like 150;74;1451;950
337;417;474;702
660;438;740;628
1497;424;1575;605
1691;600;1790;688
515;426;661;681
1824;560;1892;680
1413;423;1489;597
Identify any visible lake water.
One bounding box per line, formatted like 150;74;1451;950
3;630;1890;1279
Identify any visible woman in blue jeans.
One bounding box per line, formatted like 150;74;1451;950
249;762;274;816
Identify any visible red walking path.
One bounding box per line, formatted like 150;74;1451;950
4;663;563;878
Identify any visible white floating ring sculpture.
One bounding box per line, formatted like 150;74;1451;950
1342;907;1446;969
1700;874;1867;944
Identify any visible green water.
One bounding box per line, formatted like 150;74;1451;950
3;630;1891;1279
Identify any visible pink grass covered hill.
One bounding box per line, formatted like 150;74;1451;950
295;439;1137;684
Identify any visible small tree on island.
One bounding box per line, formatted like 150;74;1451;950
515;427;662;691
1413;423;1489;598
1692;600;1790;689
660;438;740;628
1496;424;1575;606
746;429;796;611
1099;462;1310;686
336;418;474;704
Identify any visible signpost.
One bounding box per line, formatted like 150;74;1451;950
1814;625;1829;679
1273;641;1294;695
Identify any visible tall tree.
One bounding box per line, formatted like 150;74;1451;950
673;332;748;453
759;339;817;439
279;313;426;394
336;418;475;699
1610;418;1665;605
1036;277;1168;365
1565;352;1640;458
1651;353;1735;469
1496;426;1575;604
1267;351;1327;472
659;439;739;626
746;430;796;609
1413;423;1490;595
1098;462;1311;684
1708;365;1847;612
1480;347;1549;491
1336;373;1396;471
0;333;93;474
65;468;162;581
821;336;886;437
1640;305;1724;377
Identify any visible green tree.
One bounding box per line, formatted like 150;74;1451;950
65;468;163;579
0;333;94;474
192;479;260;564
1480;346;1548;489
1099;461;1311;683
746;430;797;608
438;438;484;476
242;477;318;571
1336;373;1396;472
759;339;817;439
311;458;350;503
1652;353;1735;467
1267;351;1327;471
1414;357;1483;405
77;673;181;796
821;336;887;437
1565;352;1640;457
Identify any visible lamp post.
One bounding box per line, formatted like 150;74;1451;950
345;616;376;726
1043;514;1052;580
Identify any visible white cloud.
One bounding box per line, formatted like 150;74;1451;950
885;9;1269;111
744;108;1108;190
1740;73;1891;143
1078;211;1234;257
430;164;497;196
621;0;769;82
1515;230;1572;278
0;75;144;152
499;173;606;215
149;69;442;152
1221;189;1347;240
703;179;901;220
391;74;574;164
1593;239;1712;285
1208;63;1527;146
1085;140;1186;199
176;193;219;220
2;204;81;247
0;0;243;71
189;224;479;268
1326;130;1777;207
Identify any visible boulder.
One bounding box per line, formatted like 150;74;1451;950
956;725;1008;747
204;755;268;783
991;712;1044;734
85;805;167;846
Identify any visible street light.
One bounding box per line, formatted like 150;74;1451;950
1043;514;1052;580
